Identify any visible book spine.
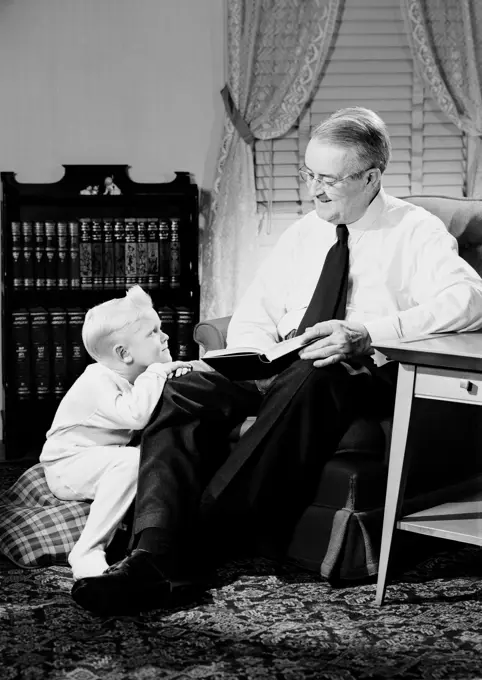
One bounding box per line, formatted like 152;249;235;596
114;219;126;289
80;218;93;289
69;221;81;289
146;218;159;290
91;218;104;288
50;309;68;399
103;219;115;289
136;218;149;287
30;308;51;399
21;221;35;289
57;221;69;289
11;221;23;290
157;306;177;357
158;219;170;289
169;218;181;289
67;308;87;383
175;306;195;361
33;221;46;289
45;221;57;289
12;310;31;400
125;218;137;287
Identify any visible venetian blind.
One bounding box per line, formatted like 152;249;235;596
255;0;465;218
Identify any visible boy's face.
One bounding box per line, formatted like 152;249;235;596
125;311;172;369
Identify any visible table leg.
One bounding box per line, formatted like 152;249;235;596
375;362;416;605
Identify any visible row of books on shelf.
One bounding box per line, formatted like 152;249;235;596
10;217;185;291
10;305;197;401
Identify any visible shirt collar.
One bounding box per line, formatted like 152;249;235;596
346;188;387;244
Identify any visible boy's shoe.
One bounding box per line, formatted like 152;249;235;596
71;548;204;616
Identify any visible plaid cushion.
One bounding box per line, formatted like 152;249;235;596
0;463;91;568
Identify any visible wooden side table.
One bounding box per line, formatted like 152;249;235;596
372;332;482;605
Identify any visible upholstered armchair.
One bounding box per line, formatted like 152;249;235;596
194;196;482;583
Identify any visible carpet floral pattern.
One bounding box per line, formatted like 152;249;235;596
1;549;482;680
1;466;482;680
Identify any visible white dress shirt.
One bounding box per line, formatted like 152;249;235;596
40;362;168;462
227;190;482;363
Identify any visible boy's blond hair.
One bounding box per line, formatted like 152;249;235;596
82;285;155;362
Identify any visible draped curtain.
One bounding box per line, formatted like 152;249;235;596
201;0;342;320
401;0;482;197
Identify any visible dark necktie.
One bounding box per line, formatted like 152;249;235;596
296;224;349;336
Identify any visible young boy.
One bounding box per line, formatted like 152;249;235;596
40;285;192;580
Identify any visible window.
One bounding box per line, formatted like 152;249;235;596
255;0;465;221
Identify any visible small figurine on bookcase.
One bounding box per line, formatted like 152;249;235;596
104;176;121;195
79;185;100;196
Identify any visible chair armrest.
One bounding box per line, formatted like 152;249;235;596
193;316;232;352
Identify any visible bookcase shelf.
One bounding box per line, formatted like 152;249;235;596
1;165;200;459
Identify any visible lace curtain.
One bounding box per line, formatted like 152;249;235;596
201;0;342;320
401;0;482;197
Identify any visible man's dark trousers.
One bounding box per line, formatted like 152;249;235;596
132;357;397;568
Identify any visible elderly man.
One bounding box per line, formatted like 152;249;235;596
72;107;482;615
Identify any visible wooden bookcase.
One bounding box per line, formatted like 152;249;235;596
1;165;199;459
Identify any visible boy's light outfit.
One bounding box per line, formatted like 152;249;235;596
40;361;169;580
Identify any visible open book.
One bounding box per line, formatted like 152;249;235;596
202;334;317;380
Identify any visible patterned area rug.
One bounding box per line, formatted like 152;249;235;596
1;465;482;680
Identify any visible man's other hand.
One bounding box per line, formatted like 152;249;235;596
298;320;372;368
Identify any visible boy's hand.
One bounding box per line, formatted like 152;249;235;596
163;361;193;379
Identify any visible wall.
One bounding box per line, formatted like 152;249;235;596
0;0;225;446
0;0;225;186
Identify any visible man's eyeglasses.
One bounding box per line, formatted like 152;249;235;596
298;165;370;189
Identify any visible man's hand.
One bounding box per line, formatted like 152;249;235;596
298;320;372;368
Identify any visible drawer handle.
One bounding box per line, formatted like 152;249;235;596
460;379;474;392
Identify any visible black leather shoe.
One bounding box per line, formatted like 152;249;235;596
71;548;203;616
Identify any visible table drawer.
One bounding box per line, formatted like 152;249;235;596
415;366;482;404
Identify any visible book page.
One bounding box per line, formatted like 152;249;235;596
203;346;263;359
265;334;317;362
